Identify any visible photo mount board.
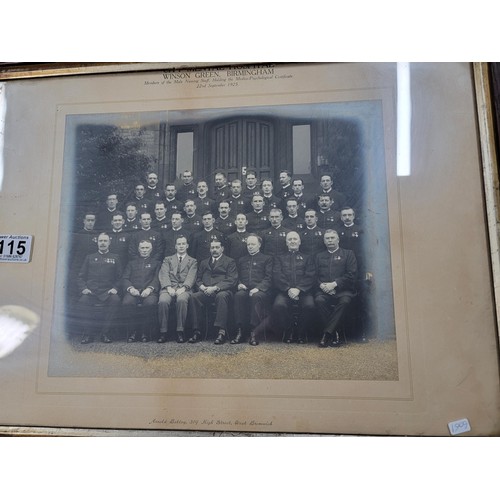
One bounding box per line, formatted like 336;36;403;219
0;62;499;436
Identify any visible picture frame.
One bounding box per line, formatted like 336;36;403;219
0;62;499;436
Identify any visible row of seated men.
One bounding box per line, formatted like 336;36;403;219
73;227;368;349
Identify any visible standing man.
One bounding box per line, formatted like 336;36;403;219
76;233;122;344
158;235;197;343
261;178;281;211
151;200;170;232
122;240;161;343
194;180;216;214
177;170;197;202
123;203;140;232
145;172;163;202
316;193;340;229
242;170;260;202
213;171;230;202
188;239;238;345
183;199;203;233
108;212;130;268
225;213;250;261
227;179;248;214
127;183;151;215
317;173;347;210
162;211;192;259
163;184;183;214
128;212;165;261
232;234;273;346
282;198;305;231
245;193;271;233
314;229;358;347
261;208;289;257
96;193;120;231
276;169;293;203
270;231;316;343
300;209;326;256
189;212;225;263
214;200;236;237
290;178;312;215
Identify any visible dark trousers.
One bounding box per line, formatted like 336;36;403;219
122;293;158;335
234;290;270;330
191;290;232;331
76;293;121;336
314;292;353;335
271;292;314;338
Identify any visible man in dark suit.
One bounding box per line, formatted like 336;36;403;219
314;229;358;347
270;231;316;343
261;208;290;257
189;212;224;263
127;212;165;262
158;235;197;343
225;213;250;261
300;209;326;256
188;239;238;345
162;211;192;259
275;169;293;203
144;172;163;202
317;174;347;211
212;171;230;202
95;193;120;231
76;232;123;344
232;234;273;346
177;170;197;202
122;240;161;343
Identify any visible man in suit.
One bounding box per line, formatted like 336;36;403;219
271;231;316;343
189;212;224;263
232;234;273;346
314;229;358;347
188;239;238;345
122;239;161;343
162;211;192;259
158;235;197;343
76;232;123;344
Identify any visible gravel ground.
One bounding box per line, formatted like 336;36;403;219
48;334;398;380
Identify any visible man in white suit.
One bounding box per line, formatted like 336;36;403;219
157;235;197;343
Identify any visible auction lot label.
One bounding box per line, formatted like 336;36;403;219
0;235;33;263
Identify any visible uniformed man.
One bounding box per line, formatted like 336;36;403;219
162;211;192;259
212;171;230;202
261;178;281;211
246;193;271;233
183;199;203;233
232;234;273;346
144;172;163;202
108;212;130;267
275;169;293;202
193;180;216;214
261;208;289;257
127;183;151;215
317;174;347;210
128;212;165;261
300;209;326;255
177;170;197;202
76;233;122;344
123;203;140;232
242;170;260;202
282;198;305;231
290;178;313;215
151;200;170;232
316;193;341;229
95;193;120;231
227;179;248;214
158;235;197;343
189;212;225;263
259;231;315;343
163;184;183;214
122;240;161;343
314;229;358;347
214;200;236;237
225;213;250;261
188;239;238;344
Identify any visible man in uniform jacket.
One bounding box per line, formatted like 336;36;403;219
275;169;294;202
76;232;123;344
214;200;236;237
270;231;316;343
189;212;225;263
232;234;273;346
261;208;290;257
225;213;250;261
163;184;184;215
300;209;326;255
245;193;271;233
188;239;238;345
314;229;358;347
182;199;203;233
158;235;197;343
95;193;120;231
122;240;161;343
144;172;163;202
128;212;165;262
227;179;249;214
282;198;305;231
212;172;230;202
177;170;197;202
162;212;192;259
316;193;341;229
108;212;130;268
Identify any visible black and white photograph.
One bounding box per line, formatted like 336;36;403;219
48;83;398;381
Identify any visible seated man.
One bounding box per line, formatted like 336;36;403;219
232;234;273;346
188;239;238;345
270;231;316;343
314;229;357;347
76;232;123;344
158;236;197;343
122;240;161;343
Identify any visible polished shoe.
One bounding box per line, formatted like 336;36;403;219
230;328;244;344
141;334;150;343
101;334;112;343
249;332;259;346
80;334;94;344
176;331;185;343
188;331;201;343
330;332;344;347
127;333;137;343
157;334;167;343
214;330;226;345
318;332;331;348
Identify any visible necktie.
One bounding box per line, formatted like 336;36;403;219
176;256;183;280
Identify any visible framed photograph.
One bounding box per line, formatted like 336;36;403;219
1;62;499;436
